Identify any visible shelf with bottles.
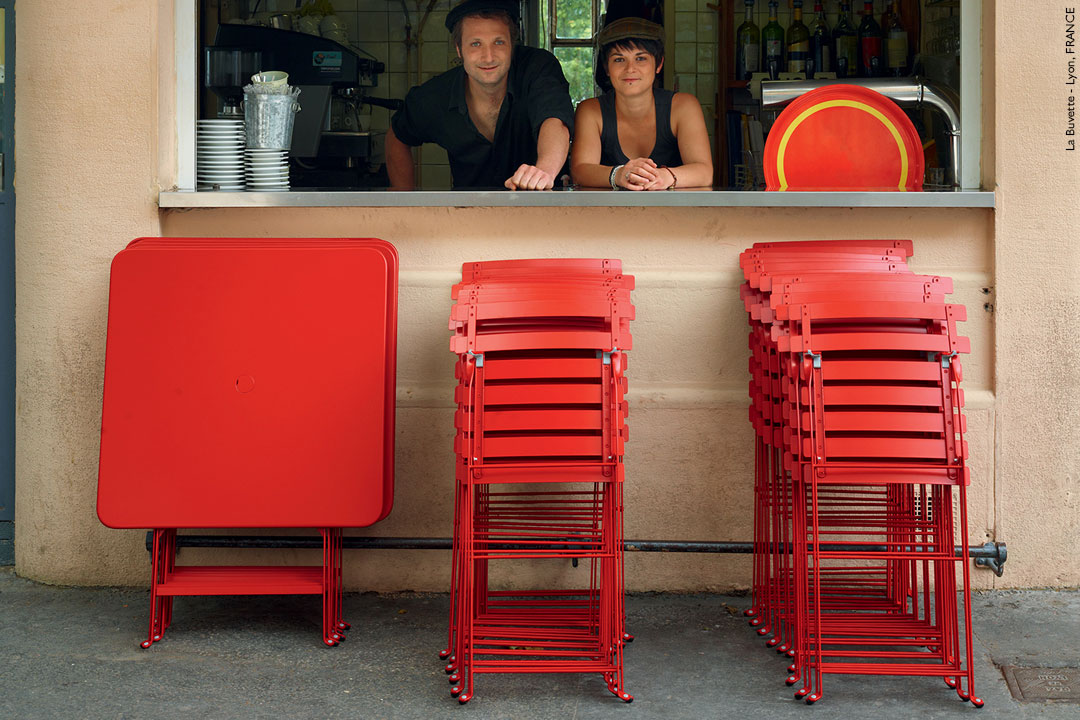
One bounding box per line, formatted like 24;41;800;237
730;1;918;84
715;0;935;188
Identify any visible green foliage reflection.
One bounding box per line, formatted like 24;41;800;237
542;0;599;106
554;46;597;106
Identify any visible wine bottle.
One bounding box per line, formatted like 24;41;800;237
735;0;761;82
786;1;810;75
833;2;857;78
762;0;784;81
857;0;883;77
809;1;831;78
885;0;909;76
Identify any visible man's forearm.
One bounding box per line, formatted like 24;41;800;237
385;127;416;190
534;118;570;178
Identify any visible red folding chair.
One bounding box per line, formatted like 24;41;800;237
779;299;977;706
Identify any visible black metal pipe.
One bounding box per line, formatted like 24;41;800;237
145;534;1006;574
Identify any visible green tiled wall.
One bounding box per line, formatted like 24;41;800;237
669;0;721;152
328;0;455;188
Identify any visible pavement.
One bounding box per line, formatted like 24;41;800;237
1;567;1078;719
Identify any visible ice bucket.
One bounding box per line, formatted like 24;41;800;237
244;93;300;150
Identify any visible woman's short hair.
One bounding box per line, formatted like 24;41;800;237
450;11;521;49
594;37;665;92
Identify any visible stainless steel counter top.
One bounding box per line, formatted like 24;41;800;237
159;189;996;209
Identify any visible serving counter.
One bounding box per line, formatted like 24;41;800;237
159;188;995;208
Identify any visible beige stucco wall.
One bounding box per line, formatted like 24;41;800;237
991;1;1080;586
11;1;1077;591
13;1;163;581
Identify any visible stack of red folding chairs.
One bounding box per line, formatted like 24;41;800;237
441;259;635;704
740;240;982;707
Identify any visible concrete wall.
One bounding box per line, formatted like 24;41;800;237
12;1;1077;591
990;1;1080;586
14;1;163;581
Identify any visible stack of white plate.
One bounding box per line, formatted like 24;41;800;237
245;149;290;192
197;119;245;191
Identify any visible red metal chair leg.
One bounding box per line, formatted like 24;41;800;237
141;528;164;648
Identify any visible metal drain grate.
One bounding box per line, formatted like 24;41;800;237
1004;667;1080;702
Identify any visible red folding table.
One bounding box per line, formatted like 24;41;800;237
98;237;398;648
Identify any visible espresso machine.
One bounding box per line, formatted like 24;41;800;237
206;23;402;186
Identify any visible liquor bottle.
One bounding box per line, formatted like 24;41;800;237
885;0;909;76
833;2;858;78
735;0;761;82
880;2;893;31
762;0;784;81
786;1;810;75
809;1;831;78
857;0;883;77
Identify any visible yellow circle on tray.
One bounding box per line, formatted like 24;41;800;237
775;99;910;192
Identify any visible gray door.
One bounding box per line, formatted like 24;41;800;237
0;1;14;565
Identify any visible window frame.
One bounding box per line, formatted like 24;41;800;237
543;0;603;104
166;0;988;203
546;0;600;48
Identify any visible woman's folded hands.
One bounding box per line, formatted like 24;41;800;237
618;157;674;190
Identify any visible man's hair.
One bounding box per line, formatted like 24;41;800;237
451;11;521;50
594;37;665;92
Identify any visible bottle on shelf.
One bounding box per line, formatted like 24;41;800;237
808;1;831;78
786;1;810;75
880;2;893;32
833;2;858;78
735;0;761;82
762;0;784;81
885;0;909;76
857;0;883;77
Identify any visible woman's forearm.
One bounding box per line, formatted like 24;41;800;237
571;162;618;188
668;162;713;189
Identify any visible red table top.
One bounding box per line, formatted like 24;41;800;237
764;85;924;192
97;241;396;528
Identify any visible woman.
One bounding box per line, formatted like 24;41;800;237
571;17;712;190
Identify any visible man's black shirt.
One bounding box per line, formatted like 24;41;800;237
390;46;574;189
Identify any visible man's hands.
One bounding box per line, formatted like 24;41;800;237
504;164;558;190
505;117;570;190
617;158;674;191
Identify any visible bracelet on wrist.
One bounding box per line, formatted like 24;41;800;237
661;165;678;191
609;164;625;190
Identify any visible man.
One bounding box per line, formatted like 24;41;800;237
385;0;574;190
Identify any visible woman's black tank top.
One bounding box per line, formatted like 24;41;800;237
598;88;683;167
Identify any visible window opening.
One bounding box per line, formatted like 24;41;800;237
540;0;603;106
173;0;983;196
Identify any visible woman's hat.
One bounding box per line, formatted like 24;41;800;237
446;0;521;31
594;17;664;47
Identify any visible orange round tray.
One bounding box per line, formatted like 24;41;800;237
764;85;924;192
